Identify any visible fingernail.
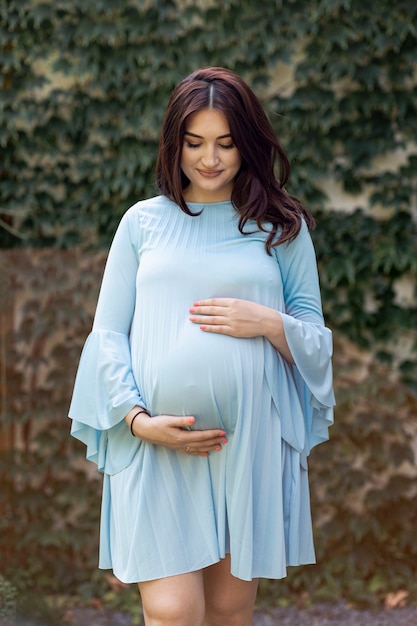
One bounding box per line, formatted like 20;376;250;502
215;446;222;451
220;431;226;436
194;301;200;306
189;308;195;313
221;438;228;444
200;326;206;330
188;417;195;425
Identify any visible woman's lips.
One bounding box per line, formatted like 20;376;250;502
197;169;223;178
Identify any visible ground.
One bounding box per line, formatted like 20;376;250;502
61;603;417;626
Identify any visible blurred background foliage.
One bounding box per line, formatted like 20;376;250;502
1;0;417;622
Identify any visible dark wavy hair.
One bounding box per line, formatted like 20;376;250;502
156;67;315;253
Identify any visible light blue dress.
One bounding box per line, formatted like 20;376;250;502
69;195;335;583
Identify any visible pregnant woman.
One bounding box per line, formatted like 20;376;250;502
69;67;335;626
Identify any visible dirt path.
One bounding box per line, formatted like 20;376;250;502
62;602;417;626
254;603;416;625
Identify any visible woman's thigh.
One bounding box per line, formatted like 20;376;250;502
139;570;205;626
203;555;259;626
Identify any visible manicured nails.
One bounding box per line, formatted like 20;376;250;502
188;416;195;425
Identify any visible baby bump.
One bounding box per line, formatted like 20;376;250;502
143;330;248;432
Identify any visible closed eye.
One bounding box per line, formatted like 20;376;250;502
186;141;235;150
185;141;201;149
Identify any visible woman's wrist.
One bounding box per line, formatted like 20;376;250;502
262;308;295;364
125;406;150;437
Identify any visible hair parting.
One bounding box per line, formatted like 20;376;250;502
156;67;315;253
208;83;214;108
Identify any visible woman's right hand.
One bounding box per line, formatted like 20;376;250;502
127;410;228;457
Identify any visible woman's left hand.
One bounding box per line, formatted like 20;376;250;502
189;297;294;363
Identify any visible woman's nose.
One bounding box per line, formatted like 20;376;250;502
201;146;220;168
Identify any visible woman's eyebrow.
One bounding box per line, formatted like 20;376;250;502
184;131;232;140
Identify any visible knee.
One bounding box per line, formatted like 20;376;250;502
142;595;204;626
205;598;254;626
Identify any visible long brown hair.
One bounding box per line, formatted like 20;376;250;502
156;67;315;253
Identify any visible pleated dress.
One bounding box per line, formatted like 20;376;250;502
69;195;335;583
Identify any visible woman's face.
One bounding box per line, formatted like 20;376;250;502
181;108;241;203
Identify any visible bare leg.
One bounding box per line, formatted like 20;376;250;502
139;570;205;626
203;555;259;626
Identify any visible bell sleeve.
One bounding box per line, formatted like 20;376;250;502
274;219;335;456
68;208;145;474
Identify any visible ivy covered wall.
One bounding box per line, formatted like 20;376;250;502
2;0;417;236
1;0;417;381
